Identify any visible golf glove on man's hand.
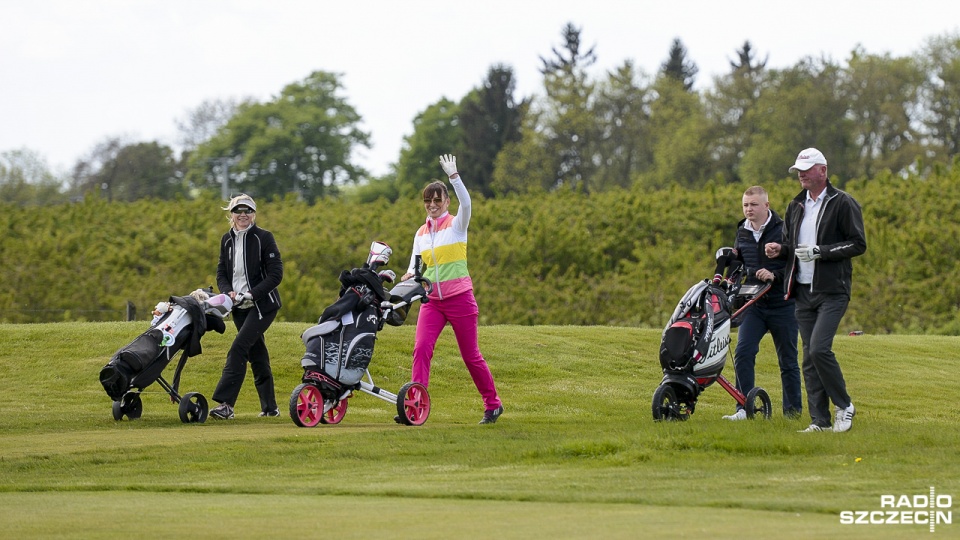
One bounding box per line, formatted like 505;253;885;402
439;154;458;177
796;244;821;262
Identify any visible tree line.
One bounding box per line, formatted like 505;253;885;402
2;166;958;335
2;25;960;206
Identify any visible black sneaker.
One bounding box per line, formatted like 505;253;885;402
479;405;504;425
210;403;235;420
258;408;280;417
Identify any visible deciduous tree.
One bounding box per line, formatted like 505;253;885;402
187;71;370;203
917;32;960;162
0;149;66;205
395;98;463;199
592;60;653;189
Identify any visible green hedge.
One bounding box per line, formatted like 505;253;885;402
2;168;958;334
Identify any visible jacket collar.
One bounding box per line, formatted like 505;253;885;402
793;180;838;204
426;212;450;231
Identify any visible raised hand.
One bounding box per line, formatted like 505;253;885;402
439;154;458;177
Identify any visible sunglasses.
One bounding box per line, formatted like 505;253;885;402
232;207;255;215
423;197;444;205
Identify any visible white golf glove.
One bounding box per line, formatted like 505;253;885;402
236;292;255;309
439;154;458;177
796;244;821;262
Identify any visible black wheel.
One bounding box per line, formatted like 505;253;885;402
117;393;143;420
178;392;209;423
396;382;430;426
744;387;772;419
652;384;680;422
112;400;123;421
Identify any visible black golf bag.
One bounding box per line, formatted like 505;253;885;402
99;295;227;401
300;266;391;387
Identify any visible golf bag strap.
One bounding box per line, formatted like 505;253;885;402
171;347;190;396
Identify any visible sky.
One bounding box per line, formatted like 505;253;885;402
2;0;959;178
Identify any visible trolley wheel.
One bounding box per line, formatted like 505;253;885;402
114;392;143;421
319;398;348;425
290;383;323;427
396;382;430;426
744;387;772;419
178;392;209;423
652;384;681;421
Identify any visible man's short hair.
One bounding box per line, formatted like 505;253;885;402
743;186;768;200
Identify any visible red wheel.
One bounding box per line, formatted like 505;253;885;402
319;398;348;424
289;383;323;427
396;382;430;426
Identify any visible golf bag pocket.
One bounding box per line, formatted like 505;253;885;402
113;328;164;373
659;318;700;371
99;328;166;400
301;304;379;386
99;361;132;401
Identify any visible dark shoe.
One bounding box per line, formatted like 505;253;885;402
258;408;280;417
784;409;803;419
394;415;403;424
479;405;504;425
210;403;235;420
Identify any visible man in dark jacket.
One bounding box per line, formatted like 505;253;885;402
765;148;867;433
723;186;801;421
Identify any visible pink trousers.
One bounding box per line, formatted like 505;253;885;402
412;290;502;411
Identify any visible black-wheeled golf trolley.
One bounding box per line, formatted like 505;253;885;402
98;292;231;423
289;241;433;428
652;248;773;422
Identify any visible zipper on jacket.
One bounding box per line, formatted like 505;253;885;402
428;226;443;300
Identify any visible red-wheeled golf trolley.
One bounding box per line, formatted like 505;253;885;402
652;247;774;422
289;242;433;428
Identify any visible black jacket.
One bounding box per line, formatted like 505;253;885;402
780;181;867;299
734;210;791;307
217;224;283;315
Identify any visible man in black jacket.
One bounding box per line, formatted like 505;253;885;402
765;148;867;433
723;186;801;421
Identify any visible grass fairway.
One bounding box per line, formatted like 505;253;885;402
1;322;957;538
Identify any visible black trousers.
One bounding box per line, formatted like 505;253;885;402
212;307;278;412
795;286;851;428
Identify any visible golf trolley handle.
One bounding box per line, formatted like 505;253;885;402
730;282;773;320
412;255;433;298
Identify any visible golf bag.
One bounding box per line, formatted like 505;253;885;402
99;293;231;401
659;248;742;383
300;267;391;386
652;248;774;421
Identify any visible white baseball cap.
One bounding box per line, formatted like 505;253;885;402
788;148;827;173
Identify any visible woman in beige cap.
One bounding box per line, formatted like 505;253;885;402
209;194;284;419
